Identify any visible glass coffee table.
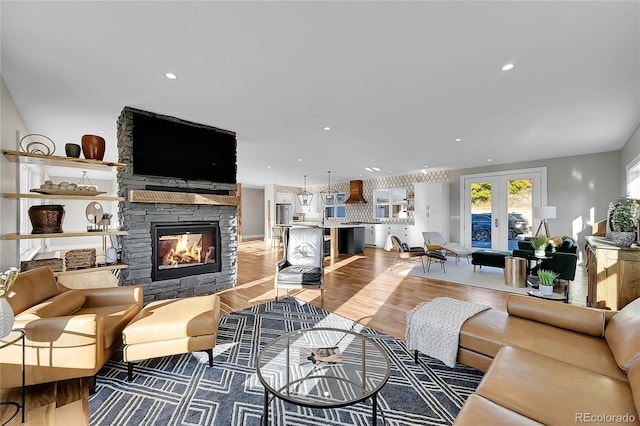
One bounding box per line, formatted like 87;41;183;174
256;327;390;425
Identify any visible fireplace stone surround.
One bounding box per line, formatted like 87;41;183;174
116;107;238;302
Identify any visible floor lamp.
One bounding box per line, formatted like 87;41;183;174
533;206;557;238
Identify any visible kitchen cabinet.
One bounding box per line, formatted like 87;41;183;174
410;182;450;246
364;225;376;246
371;224;414;248
2;150;129;277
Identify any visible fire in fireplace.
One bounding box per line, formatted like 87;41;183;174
151;221;221;281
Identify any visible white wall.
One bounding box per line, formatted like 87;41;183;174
1;75;29;270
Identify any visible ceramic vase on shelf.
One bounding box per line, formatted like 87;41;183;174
534;249;546;258
65;143;81;158
0;298;14;338
81;134;105;161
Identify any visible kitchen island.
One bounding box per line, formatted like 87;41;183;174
286;223;366;257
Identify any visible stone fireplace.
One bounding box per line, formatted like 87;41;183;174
116;107;238;302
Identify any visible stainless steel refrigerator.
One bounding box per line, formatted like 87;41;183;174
275;203;292;225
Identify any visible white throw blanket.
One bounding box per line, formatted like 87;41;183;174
406;297;490;368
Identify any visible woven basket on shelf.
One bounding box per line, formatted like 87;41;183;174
65;249;96;270
20;258;64;272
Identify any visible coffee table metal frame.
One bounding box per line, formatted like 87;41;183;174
256;327;390;425
1;328;25;425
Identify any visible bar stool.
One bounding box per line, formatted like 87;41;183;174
271;226;283;247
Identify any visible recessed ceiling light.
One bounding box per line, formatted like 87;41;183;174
455;138;462;142
98;130;106;134
501;63;514;71
165;72;177;79
487;158;493;162
267;166;271;169
371;167;381;172
364;167;373;172
297;158;302;162
324;126;331;131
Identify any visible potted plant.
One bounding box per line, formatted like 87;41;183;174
530;235;549;258
537;269;558;296
610;196;640;247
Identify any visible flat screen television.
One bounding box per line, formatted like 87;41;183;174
131;111;237;184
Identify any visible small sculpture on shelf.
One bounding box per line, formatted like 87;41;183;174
100;213;112;231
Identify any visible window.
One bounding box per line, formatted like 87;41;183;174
373;188;407;219
325;192;346;219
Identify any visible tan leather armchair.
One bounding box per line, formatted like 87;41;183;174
0;267;143;389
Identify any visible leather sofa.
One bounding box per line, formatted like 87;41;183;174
454;294;640;425
0;267;143;389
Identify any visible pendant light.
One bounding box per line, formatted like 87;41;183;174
321;171;337;205
296;175;313;206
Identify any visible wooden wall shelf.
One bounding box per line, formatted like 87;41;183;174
128;189;240;206
53;263;128;278
2;149;127;171
2;193;124;202
2;230;128;240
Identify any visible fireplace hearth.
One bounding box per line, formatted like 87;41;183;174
151;221;221;281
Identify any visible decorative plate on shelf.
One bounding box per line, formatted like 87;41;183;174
30;188;107;196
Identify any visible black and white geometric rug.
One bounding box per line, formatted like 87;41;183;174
89;297;484;425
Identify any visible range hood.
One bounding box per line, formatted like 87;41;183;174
344;180;368;204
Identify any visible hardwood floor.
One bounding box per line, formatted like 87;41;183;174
1;239;584;424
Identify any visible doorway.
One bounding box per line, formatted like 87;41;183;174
461;168;546;251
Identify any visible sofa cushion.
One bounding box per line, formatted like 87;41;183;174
605;297;640;371
628;361;640;420
6;267;62;315
76;304;140;349
277;266;322;284
15;290;86;321
507;294;605;337
459;309;508;357
476;346;638;426
453;394;544;425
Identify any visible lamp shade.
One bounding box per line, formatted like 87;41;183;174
533;206;557;220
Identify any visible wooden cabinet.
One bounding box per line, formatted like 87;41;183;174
585;236;640;310
2;150;128;277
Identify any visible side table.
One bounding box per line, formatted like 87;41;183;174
0;328;25;425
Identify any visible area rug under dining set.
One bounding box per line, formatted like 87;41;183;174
89;297;484;425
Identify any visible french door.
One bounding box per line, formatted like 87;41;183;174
461;168;546;251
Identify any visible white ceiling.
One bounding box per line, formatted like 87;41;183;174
2;1;639;188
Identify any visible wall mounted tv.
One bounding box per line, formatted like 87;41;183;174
131;110;237;184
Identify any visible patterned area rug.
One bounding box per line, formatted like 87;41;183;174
89;298;484;425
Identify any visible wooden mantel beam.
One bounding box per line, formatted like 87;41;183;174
128;189;240;206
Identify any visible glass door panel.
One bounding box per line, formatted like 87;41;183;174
469;180;498;249
507;179;533;250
